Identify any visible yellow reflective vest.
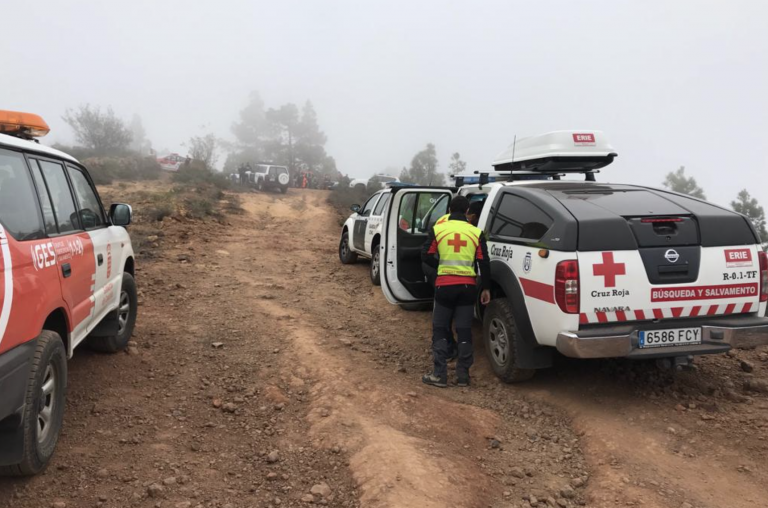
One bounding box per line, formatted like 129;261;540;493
435;213;450;226
434;219;482;277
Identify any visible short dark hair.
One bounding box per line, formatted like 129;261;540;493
467;201;484;216
449;195;470;214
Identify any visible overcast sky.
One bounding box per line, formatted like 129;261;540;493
3;0;767;208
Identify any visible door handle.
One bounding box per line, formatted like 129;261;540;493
62;263;72;278
97;254;104;266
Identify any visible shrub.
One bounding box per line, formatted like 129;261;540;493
171;161;230;190
82;155;161;184
327;186;371;224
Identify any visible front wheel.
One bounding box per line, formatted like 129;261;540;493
339;231;358;264
87;272;138;353
370;246;381;286
0;331;67;476
482;299;536;383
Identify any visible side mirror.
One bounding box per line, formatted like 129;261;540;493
350;204;361;213
110;203;132;227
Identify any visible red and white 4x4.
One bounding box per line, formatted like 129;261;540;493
0;111;137;475
379;131;768;381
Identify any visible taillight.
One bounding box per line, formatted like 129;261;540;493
759;251;768;303
640;217;684;223
555;260;580;314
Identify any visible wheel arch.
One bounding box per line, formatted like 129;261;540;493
41;308;70;355
489;260;553;369
124;256;135;277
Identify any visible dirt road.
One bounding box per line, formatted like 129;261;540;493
2;187;767;508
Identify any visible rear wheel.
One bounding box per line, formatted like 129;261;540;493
370;246;381;286
87;273;137;353
257;179;264;191
339;231;358;264
483;299;536;383
0;331;67;476
280;185;288;194
355;184;366;192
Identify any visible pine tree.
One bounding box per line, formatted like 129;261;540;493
662;166;706;199
732;189;768;244
448;152;467;175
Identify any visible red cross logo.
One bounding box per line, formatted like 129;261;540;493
447;233;467;253
593;252;626;287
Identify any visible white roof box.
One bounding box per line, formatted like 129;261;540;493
493;130;617;173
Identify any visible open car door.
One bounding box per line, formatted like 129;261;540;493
381;187;454;305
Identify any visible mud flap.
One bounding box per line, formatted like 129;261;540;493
490;260;553;370
88;310;119;337
0;340;36;466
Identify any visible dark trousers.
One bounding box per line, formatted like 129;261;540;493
432;284;476;381
422;263;457;357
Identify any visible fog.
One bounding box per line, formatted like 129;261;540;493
3;0;767;207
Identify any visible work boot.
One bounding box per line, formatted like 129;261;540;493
422;373;447;388
455;375;470;388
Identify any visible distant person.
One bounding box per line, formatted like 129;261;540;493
238;164;247;185
466;200;484;227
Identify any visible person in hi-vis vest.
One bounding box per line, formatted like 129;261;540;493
421;196;491;387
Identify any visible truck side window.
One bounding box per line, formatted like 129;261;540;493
398;192;449;234
28;158;59;235
360;195;378;217
373;193;390;216
0;149;45;241
67;165;106;230
490;193;553;240
37;159;81;234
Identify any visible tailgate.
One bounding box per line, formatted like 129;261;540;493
579;244;762;325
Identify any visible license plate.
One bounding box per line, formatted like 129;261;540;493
269;177;275;181
639;328;701;348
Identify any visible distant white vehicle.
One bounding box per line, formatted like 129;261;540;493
349;174;399;191
157;153;187;172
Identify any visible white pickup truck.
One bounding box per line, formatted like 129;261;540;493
375;131;768;381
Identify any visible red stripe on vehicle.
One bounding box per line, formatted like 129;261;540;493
653;308;664;320
615;310;627;322
596;312;608;323
634;310;646;321
671;307;683;318
519;278;555;304
724;303;736;315
579;313;588;324
707;305;718;316
741;302;753;314
690;306;701;317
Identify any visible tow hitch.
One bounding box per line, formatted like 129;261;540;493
656;355;695;371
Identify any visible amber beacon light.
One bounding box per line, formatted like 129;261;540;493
0;110;51;138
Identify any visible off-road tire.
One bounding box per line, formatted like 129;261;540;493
482;298;536;383
339;231;358;264
354;184;366;192
87;272;137;353
370;246;381;286
0;331;67;476
257;179;264;191
280;185;288;194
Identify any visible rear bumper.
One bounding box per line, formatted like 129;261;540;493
556;314;768;359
